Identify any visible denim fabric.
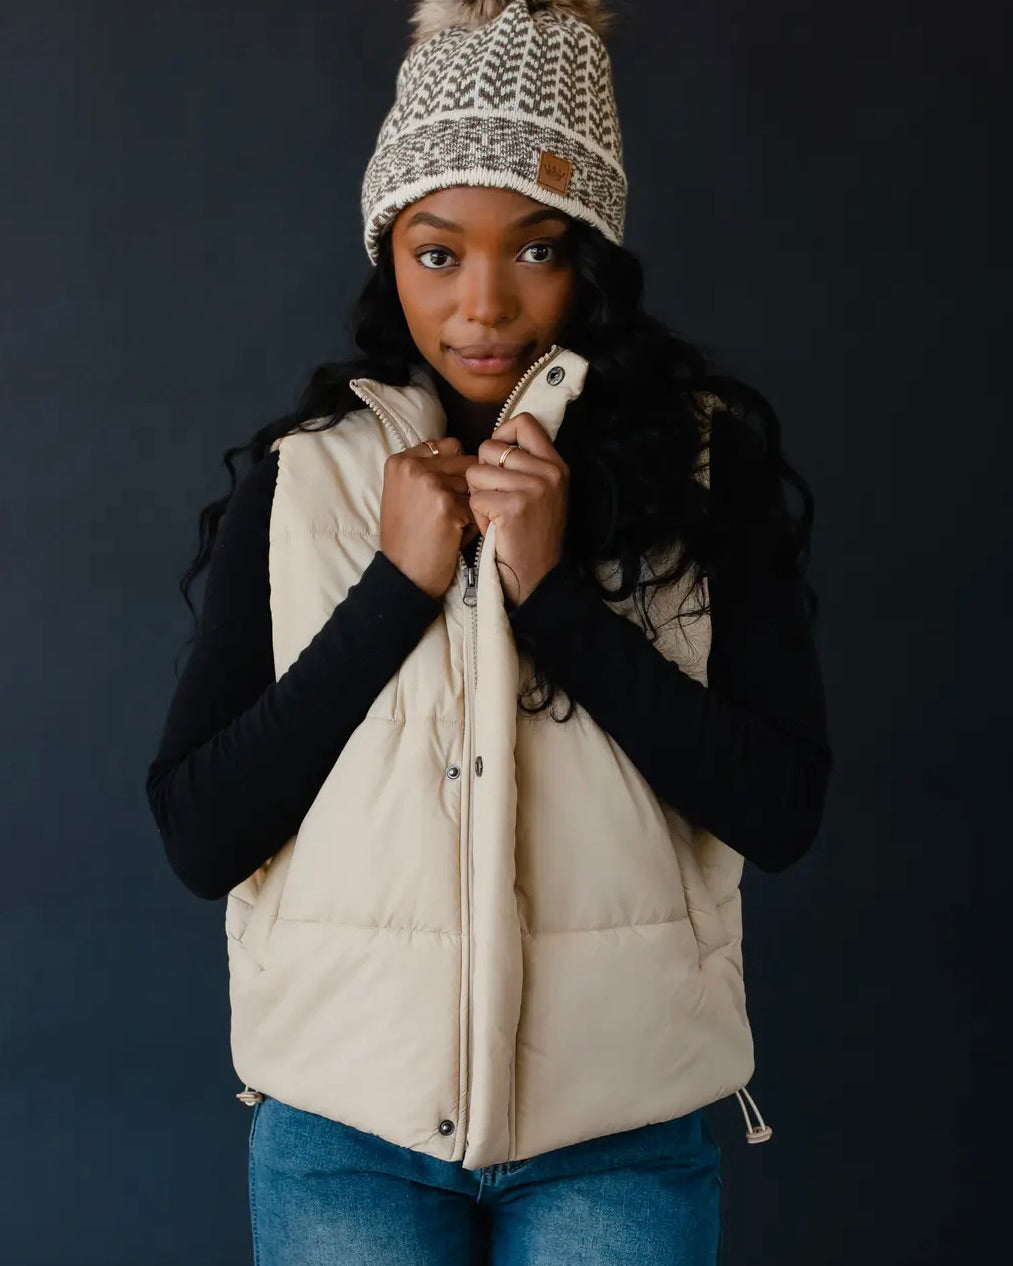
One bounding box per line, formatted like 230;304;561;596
248;1095;722;1265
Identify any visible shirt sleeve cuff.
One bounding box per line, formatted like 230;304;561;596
508;554;601;642
359;550;445;623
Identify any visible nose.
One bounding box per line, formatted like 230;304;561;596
457;255;516;327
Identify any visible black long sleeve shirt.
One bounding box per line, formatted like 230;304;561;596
146;412;832;899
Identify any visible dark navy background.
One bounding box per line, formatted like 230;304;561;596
1;1;1004;1261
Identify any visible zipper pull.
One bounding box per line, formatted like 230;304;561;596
463;564;477;607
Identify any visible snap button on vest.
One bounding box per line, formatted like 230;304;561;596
547;365;565;385
438;1119;455;1135
446;764;461;779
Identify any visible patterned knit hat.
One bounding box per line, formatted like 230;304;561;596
360;0;626;265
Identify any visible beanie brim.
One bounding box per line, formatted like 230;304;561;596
362;115;626;265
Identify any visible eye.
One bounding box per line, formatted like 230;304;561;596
521;241;559;263
416;247;455;270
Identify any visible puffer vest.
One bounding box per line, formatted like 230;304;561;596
225;344;772;1168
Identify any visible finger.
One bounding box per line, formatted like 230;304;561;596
427;454;480;473
469;496;490;534
412;436;464;457
449;492;477;531
476;436;542;475
465;460;539;491
470;497;490;535
468;489;514;527
493;412;552;454
489;414;567;479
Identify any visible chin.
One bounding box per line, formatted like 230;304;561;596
448;373;513;405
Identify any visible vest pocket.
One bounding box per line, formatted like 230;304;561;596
225;892;254;944
225;882;275;976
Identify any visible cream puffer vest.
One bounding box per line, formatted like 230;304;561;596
225;344;772;1168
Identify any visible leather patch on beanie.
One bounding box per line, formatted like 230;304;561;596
536;150;573;196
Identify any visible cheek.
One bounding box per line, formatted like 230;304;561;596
397;269;445;335
394;269;432;344
530;270;576;329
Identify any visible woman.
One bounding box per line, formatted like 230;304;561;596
146;2;833;1262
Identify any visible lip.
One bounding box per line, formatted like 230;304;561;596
449;342;533;374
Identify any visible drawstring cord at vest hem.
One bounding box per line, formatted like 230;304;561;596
734;1086;773;1142
236;1084;264;1106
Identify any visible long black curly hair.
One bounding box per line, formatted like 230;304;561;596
176;218;821;720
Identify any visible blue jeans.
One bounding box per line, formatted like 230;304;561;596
248;1094;722;1264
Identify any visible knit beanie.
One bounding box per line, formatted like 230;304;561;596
360;0;627;265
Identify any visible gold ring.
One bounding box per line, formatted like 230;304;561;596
498;444;518;468
423;440;439;456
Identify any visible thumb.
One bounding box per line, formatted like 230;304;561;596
470;495;490;537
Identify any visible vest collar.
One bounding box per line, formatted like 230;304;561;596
348;360;448;449
348;344;586;451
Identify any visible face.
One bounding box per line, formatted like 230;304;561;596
389;185;577;406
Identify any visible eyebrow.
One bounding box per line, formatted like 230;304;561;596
401;207;570;233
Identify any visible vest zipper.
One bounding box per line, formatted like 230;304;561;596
458;344;564;1155
347;379;416;451
345;352;563;1157
491;342;562;433
462;581;478;1149
461;342;562;615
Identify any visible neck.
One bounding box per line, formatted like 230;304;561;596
434;374;502;456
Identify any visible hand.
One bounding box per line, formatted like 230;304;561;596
380;437;480;599
465;412;570;609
